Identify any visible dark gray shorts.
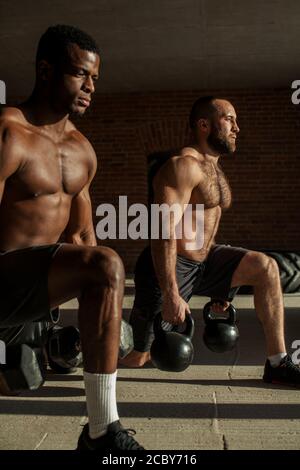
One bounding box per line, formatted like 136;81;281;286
129;244;248;352
0;244;62;327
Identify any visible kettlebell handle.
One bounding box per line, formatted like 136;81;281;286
154;312;195;339
203;301;237;325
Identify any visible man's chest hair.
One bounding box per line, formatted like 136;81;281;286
192;162;232;209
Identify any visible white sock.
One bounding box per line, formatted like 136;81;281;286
83;370;119;439
268;352;287;367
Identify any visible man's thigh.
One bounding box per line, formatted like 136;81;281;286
194;244;249;301
47;243;118;308
0;243;115;327
0;244;61;327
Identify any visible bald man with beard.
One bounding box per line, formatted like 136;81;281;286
121;96;300;389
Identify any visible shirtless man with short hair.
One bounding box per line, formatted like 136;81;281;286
122;96;300;387
0;24;143;450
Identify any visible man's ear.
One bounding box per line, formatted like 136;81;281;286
36;60;53;82
197;118;210;133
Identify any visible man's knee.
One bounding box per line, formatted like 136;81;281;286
84;246;125;289
245;251;279;282
264;255;280;281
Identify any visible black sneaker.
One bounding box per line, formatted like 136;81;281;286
76;420;145;451
263;354;300;387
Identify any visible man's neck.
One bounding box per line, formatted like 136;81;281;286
183;144;220;164
20;91;69;140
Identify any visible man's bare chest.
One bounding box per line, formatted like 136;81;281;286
191;163;232;209
10;138;89;198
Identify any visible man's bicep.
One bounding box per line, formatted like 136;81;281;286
0;135;9;204
64;139;98;245
0;125;23;202
0;180;5;204
153;183;191;207
65;187;96;245
153;158;197;206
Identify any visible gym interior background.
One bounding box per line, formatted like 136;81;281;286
1;0;300;271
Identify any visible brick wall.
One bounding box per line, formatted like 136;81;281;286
73;89;300;272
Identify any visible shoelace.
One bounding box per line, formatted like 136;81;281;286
114;428;144;450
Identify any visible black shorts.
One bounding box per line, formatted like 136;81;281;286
0;244;62;327
129;244;248;352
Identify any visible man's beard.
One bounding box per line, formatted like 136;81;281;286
70;108;85;118
69;104;86;118
207;126;235;154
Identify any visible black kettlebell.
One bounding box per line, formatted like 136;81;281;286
203;301;239;353
150;313;194;372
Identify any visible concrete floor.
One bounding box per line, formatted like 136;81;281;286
0;289;300;450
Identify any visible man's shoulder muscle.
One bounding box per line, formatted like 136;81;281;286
154;154;204;189
0;105;24;122
0;108;26;177
0;106;32;142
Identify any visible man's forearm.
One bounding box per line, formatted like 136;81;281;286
151;238;179;296
66;228;97;247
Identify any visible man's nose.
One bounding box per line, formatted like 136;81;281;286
233;121;240;133
83;76;95;94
